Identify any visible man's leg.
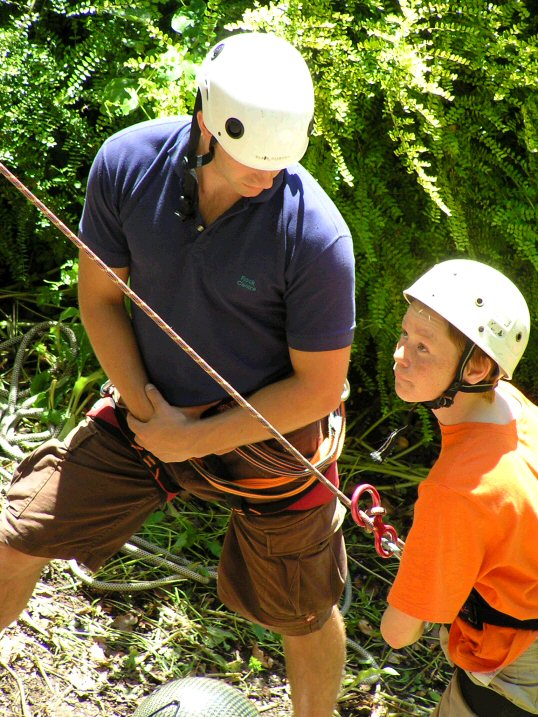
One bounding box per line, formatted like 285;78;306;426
0;544;49;630
0;415;168;635
282;606;346;717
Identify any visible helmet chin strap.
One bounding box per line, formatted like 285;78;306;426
371;340;499;463
176;95;217;220
421;339;499;410
184;135;216;170
184;90;216;170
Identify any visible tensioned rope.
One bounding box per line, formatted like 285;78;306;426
0;162;403;558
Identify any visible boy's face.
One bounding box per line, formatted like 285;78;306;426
393;302;461;404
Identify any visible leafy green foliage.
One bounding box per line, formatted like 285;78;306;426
0;286;105;471
0;0;233;288
228;0;538;411
3;0;537;414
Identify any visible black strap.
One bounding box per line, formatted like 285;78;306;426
459;588;538;631
457;668;533;716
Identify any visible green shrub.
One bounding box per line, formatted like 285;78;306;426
0;0;232;285
228;0;538;408
1;0;537;413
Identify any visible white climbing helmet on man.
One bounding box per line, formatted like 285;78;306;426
197;32;315;170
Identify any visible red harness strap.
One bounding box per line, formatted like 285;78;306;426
287;461;338;510
87;397;181;502
87;397;340;511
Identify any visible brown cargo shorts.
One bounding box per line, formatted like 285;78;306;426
0;416;347;636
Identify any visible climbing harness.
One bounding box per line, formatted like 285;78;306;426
459;588;538;631
88;386;344;513
188;404;346;513
0;161;403;559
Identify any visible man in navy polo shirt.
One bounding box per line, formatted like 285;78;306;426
0;32;355;716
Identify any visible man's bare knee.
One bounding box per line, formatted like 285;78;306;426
0;543;51;629
0;543;50;580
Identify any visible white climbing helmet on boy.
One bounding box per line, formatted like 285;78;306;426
404;258;530;380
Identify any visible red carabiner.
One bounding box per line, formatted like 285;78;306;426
350;483;399;559
350;483;381;528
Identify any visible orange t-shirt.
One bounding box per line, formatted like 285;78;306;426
388;382;538;672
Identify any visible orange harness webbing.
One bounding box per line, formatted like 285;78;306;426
189;404;346;502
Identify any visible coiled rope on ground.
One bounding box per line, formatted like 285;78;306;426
0;321;78;477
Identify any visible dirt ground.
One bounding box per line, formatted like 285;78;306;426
0;561;387;717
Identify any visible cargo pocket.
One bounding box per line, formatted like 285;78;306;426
263;500;347;620
6;419;97;519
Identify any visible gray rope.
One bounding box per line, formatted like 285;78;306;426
339;571;381;682
0;321;78;461
69;535;218;591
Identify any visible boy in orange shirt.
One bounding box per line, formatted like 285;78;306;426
380;259;538;715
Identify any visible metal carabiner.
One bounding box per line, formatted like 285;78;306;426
373;522;400;560
350;483;400;559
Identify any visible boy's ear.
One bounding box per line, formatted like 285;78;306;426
464;353;495;385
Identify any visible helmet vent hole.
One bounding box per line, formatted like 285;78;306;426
516;332;523;342
225;117;244;139
478;326;485;333
476;297;484;307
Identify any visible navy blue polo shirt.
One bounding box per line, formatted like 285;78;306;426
79;117;355;406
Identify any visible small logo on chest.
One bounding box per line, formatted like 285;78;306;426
237;275;257;292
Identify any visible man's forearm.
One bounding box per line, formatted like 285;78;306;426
187;372;340;457
81;302;153;421
126;345;350;463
